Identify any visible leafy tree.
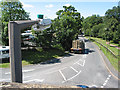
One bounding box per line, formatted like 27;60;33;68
0;0;30;45
1;0;30;22
51;5;82;50
32;28;54;49
105;6;120;21
104;6;120;43
82;15;103;36
1;22;9;45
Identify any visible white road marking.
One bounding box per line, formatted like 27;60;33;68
60;67;67;70
5;69;35;75
89;85;98;88
23;69;35;73
82;55;87;58
70;66;78;73
62;70;81;83
101;75;111;88
76;59;85;67
5;72;10;74
23;79;44;83
23;76;32;79
59;70;67;81
0;79;10;82
108;75;111;77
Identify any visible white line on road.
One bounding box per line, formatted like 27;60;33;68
76;59;85;67
5;72;10;75
0;79;10;82
23;79;44;83
101;75;111;88
62;70;81;83
70;66;78;73
5;69;35;74
82;55;87;59
82;60;85;66
23;69;35;73
23;76;32;79
59;70;67;81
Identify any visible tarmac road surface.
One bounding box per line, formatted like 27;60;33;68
0;37;119;88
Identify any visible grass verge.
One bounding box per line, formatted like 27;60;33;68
89;37;119;56
0;48;65;68
21;48;65;64
0;60;30;68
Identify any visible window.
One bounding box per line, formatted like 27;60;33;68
2;50;9;54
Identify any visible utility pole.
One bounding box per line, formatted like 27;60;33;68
8;20;39;83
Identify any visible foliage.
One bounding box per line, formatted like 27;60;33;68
82;15;103;36
0;0;30;45
31;28;53;49
51;5;82;50
1;22;9;45
83;6;120;44
22;48;65;64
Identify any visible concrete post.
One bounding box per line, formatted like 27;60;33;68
8;20;39;83
9;21;22;83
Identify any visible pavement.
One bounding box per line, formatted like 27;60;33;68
0;36;119;88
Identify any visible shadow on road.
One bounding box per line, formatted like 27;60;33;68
40;53;73;64
84;48;95;54
40;58;61;64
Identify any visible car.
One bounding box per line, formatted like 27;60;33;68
76;85;89;88
0;46;9;63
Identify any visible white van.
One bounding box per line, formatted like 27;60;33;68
0;46;9;62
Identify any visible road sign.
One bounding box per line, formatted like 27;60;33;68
37;14;44;19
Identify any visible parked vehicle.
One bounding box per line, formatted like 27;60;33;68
71;40;85;54
21;30;34;41
0;46;9;63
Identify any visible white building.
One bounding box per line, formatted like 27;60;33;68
32;19;52;31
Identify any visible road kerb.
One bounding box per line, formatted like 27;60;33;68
92;42;120;80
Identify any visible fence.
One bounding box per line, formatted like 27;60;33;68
90;38;118;59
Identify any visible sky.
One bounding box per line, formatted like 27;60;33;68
1;0;119;20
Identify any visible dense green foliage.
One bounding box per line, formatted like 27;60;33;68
0;0;30;45
51;5;82;50
82;6;120;44
31;28;54;49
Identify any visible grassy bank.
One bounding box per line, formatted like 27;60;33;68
0;60;30;68
89;37;119;56
0;48;65;68
87;37;119;72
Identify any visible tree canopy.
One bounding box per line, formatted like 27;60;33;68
0;0;30;45
82;6;120;43
51;5;82;50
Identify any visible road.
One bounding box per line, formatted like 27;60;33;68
0;37;119;88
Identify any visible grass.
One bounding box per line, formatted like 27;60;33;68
90;37;119;56
86;36;119;72
0;60;30;68
0;47;65;68
21;48;65;64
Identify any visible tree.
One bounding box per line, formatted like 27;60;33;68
105;6;120;21
51;5;82;50
82;15;103;36
0;0;30;45
31;27;54;49
104;6;120;43
1;0;30;22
